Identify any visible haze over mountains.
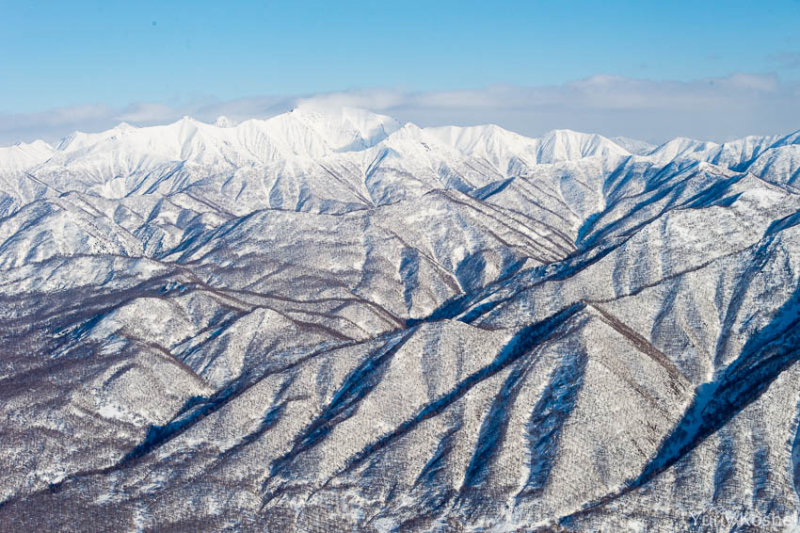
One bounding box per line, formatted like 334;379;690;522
1;107;800;531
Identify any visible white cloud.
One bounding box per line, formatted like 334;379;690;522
1;73;798;146
295;88;410;112
116;102;179;123
0;103;114;145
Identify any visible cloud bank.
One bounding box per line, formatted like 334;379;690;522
2;73;799;146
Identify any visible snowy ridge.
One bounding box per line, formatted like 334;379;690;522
0;139;54;171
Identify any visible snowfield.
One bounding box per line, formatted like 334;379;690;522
1;107;800;532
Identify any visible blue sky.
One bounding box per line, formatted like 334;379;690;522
1;0;799;143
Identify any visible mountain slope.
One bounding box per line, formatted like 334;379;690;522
1;109;799;531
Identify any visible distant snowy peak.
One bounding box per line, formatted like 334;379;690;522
748;144;800;189
287;106;402;152
648;137;720;162
244;106;401;158
648;132;800;169
773;128;800;148
424;124;540;164
56;121;142;153
425;124;630;174
13;108;403;176
0;140;54;171
538;129;630;162
1;109;798;185
611;136;655;155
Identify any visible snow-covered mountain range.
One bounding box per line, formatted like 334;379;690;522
1;107;800;531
